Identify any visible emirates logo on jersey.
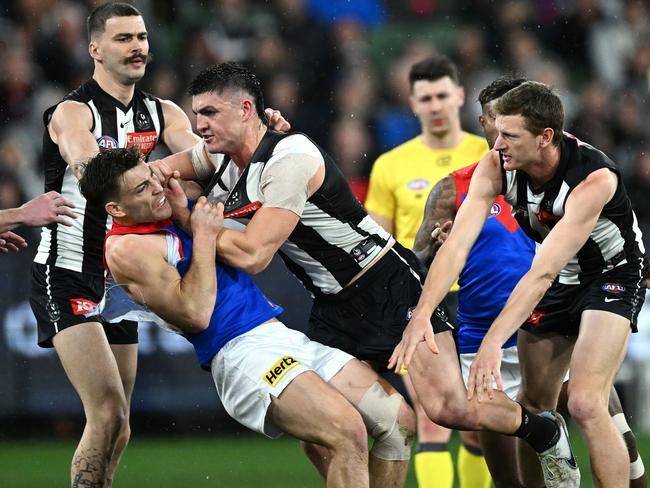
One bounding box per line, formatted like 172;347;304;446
126;131;157;155
534;208;560;226
526;309;545;325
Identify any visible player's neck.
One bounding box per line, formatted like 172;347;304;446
421;128;464;150
527;144;562;188
231;123;268;173
93;70;136;107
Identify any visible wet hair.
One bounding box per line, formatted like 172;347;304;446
494;81;564;145
87;2;142;41
188;62;267;123
478;75;528;107
78;147;142;207
408;55;460;89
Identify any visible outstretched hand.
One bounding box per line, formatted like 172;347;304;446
0;231;27;253
387;312;438;373
20;191;76;227
466;340;504;402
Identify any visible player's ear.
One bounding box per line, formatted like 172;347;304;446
539;128;554;148
105;201;125;218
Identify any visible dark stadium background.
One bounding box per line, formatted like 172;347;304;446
1;0;649;486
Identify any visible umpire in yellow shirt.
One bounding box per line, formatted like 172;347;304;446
366;55;489;488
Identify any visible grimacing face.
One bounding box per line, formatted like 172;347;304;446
410;76;464;139
91;15;149;85
493;114;545;171
109;162;171;224
192;90;247;155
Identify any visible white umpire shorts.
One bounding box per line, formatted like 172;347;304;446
459;345;521;401
210;319;354;438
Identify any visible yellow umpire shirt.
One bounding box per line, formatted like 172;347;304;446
366;132;488;289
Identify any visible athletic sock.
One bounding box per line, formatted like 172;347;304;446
457;443;492;488
415;443;454;488
509;403;559;453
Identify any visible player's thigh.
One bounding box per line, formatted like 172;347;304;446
270;371;364;445
53;322;126;410
569;310;630;397
110;343;138;405
517;329;573;410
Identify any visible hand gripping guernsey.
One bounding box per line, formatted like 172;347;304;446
100;220;353;437
204;130;452;365
502;133;648;335
31;79;164;347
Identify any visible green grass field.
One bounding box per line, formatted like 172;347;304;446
1;430;649;487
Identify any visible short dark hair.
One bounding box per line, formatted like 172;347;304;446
189;63;267;123
409;55;460;89
478;75;528;107
78;147;142;207
87;2;142;41
495;81;564;145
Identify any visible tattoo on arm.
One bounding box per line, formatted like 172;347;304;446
413;175;457;267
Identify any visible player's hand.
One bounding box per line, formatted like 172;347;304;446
190;197;224;238
165;175;190;226
265;108;291;132
388;311;438;372
467;340;503;402
148;159;176;187
20;191;76;227
431;220;453;247
0;231;27;253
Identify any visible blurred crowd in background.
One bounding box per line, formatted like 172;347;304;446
0;0;648;299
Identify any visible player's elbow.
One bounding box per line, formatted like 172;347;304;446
176;305;212;333
239;250;273;275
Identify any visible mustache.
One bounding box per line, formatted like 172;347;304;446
124;52;152;64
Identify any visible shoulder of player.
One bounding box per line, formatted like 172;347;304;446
158;98;187;121
272;133;323;159
460;131;490;152
574;167;617;194
371;136;421;169
49;100;93;129
106;233;166;272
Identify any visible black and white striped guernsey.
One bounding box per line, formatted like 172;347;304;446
501;133;647;285
34;79;165;276
206;130;394;297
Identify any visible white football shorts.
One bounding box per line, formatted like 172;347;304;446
210;319;354;438
460;345;521;401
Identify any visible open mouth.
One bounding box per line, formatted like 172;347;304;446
157;196;166;208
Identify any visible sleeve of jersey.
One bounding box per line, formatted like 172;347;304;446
365;155;395;220
260;136;324;216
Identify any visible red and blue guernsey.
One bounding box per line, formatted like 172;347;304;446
452;163;536;354
100;220;283;370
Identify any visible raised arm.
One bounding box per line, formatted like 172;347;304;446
389;151;502;371
48;101;99;179
412;175;458;267
467;167;618;400
106;198;222;333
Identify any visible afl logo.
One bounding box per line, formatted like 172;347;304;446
488;203;502;218
407;179;429;191
602;283;625;293
97;136;118;149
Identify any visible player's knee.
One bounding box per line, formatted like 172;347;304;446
356;382;414;461
566;389;606;426
88;393;129;436
331;409;368;455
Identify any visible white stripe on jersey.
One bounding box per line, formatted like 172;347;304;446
117;108;133;147
280;240;343;294
88;100;102;138
143;98;161;134
553;181;570;215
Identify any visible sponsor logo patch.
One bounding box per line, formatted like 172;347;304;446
97;135;118;149
46;299;60;322
407;179;429;191
602;283;625;293
69;298;98;316
526;309;545;325
126;131;157;155
263;356;300;387
136;112;150;130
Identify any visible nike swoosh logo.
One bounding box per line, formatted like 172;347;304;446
604;297;622;302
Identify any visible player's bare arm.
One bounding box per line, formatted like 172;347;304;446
388;151;502;371
368;210;394;235
412;175;457;267
107;198;222;332
48;100;98;179
467;167;618;401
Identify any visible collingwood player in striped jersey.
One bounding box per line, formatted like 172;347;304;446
157;64;577;488
393;81;647;486
29;4;211;487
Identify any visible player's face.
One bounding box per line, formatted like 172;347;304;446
115;162;171;224
192;91;246;155
92;16;149;85
479;101;499;149
493;114;542;171
410;77;464;139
